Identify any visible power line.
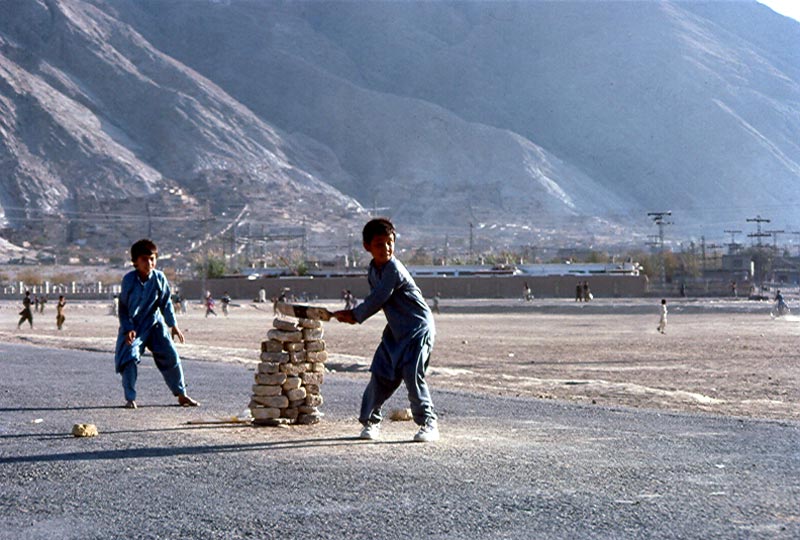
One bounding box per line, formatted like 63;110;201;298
646;211;672;287
746;215;771;247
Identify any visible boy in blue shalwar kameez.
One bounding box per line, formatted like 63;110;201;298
115;239;199;409
334;219;439;442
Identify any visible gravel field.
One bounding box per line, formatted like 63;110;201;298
2;296;798;420
1;343;798;539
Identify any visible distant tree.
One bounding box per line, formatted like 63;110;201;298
17;269;43;286
161;267;178;284
407;248;431;265
584;251;610;263
51;272;81;285
194;255;226;279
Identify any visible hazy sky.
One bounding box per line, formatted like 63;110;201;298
758;0;800;22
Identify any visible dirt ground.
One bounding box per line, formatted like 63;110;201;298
2;297;798;421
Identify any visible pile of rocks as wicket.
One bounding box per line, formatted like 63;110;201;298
249;316;327;426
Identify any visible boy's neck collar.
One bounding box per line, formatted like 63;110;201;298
372;256;393;269
136;269;153;281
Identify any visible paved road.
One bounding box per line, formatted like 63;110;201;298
1;343;798;539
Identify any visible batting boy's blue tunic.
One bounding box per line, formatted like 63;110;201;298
353;257;437;426
114;269;186;401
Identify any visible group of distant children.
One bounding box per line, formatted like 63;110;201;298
17;290;67;330
575;280;593;302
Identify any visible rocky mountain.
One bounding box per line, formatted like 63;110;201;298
1;0;798;257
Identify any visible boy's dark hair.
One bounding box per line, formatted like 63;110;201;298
131;238;158;262
362;218;395;245
661;298;667;304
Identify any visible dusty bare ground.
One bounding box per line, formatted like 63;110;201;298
2;297;798;421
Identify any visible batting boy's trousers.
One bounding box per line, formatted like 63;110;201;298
359;335;437;426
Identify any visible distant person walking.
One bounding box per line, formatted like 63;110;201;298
38;296;47;314
205;291;217;318
582;281;592;302
657;299;667;334
221;292;231;317
344;290;358;310
730;280;737;297
575;281;583;302
523;282;533;302
18;290;34;329
56;295;66;330
432;292;441;314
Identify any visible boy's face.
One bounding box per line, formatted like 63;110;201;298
364;233;394;266
134;253;157;277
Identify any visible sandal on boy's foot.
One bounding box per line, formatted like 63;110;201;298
124;400;137;409
413;420;440;443
178;394;200;407
359;423;381;440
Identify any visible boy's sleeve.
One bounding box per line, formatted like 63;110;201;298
158;274;178;328
118;276;135;334
352;262;401;323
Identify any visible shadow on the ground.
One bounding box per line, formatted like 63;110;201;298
0;436;414;463
0;424;240;440
0;404;179;412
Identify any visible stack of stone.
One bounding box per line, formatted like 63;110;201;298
249;316;327;427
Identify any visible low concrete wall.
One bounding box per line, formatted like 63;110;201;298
179;274;649;301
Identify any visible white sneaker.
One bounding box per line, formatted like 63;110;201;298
413;420;440;443
359;423;381;440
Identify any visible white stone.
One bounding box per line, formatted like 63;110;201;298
272;319;298;332
304;340;325;352
257;362;281;374
252;384;283;397
302;328;324;341
282;377;302;391
305;394;323;407
286;387;307;401
301;372;324;385
298;318;322;329
251;407;281;420
267;329;303;343
260;351;289;363
255;373;287;385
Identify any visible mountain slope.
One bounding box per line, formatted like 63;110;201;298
0;0;364;252
1;0;798;254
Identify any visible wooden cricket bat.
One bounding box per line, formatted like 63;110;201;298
276;302;334;321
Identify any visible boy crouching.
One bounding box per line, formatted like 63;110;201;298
115;239;199;409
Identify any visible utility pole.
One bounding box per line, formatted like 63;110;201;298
791;231;800;257
646;211;672;287
301;218;307;262
146;202;152;238
700;236;706;273
443;235;449;265
764;229;785;252
724;229;742;255
468;222;474;264
746;215;771;247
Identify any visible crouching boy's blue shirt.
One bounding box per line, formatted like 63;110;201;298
352;257;435;379
114;269;178;373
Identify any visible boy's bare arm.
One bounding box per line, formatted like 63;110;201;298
171;326;185;344
333;310;357;324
